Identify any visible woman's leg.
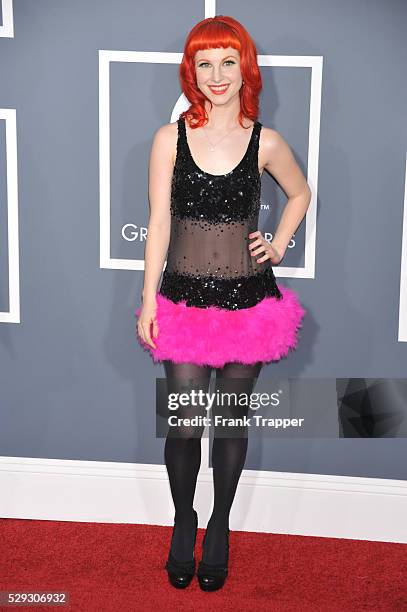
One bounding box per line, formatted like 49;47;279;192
163;360;212;561
202;361;263;565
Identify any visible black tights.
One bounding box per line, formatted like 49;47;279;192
163;360;262;564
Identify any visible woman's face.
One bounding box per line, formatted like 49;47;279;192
194;47;243;105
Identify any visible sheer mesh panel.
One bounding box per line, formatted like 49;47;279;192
165;216;272;278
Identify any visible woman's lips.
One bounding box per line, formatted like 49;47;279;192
208;84;230;95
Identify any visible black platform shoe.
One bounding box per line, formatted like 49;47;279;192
197;527;229;592
165;509;198;589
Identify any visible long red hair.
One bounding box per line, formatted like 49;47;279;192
179;15;262;129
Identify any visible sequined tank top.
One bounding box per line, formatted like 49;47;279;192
159;115;282;310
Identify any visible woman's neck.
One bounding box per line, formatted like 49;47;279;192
203;100;242;130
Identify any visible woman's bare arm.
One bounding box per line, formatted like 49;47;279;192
142;122;176;303
260;128;311;258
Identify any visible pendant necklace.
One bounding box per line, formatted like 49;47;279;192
202;123;240;152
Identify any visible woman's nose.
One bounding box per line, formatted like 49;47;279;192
212;65;223;82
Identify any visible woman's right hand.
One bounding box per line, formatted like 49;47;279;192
136;296;159;349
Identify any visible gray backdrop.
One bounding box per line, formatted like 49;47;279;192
0;0;406;479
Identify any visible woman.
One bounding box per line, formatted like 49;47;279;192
135;15;311;592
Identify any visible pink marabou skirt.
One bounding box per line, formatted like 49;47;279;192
135;284;306;368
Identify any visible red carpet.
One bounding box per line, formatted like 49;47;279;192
0;518;406;611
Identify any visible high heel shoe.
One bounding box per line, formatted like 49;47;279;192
197;527;229;591
165;509;198;589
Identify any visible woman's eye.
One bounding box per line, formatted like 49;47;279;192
198;60;236;68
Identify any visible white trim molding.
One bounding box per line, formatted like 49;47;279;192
0;108;20;323
1;454;406;544
398;153;407;341
0;0;14;38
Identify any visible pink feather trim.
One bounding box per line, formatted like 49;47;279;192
135;285;306;368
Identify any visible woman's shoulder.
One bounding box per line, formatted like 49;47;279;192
152;120;178;142
151;121;178;149
150;121;179;167
258;123;289;153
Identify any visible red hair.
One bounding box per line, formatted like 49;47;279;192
179;15;262;129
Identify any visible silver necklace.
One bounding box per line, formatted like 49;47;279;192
202;123;240;152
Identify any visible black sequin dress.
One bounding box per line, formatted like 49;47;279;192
136;116;306;367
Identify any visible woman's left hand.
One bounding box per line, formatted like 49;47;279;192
248;231;285;265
